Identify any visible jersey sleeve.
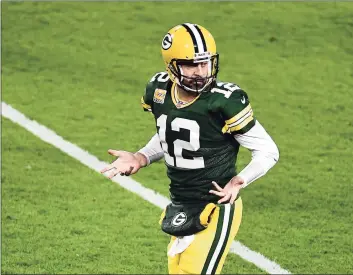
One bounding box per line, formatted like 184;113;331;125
141;80;155;112
220;89;256;135
141;72;170;113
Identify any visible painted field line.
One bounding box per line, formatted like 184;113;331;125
2;101;291;275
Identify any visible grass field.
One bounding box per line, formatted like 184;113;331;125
2;2;353;274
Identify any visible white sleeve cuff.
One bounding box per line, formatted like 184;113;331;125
138;133;164;166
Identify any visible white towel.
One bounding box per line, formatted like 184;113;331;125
167;235;195;257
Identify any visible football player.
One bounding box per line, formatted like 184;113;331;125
101;23;279;274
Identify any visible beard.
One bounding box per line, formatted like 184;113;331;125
181;77;207;91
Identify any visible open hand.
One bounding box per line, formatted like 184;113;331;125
100;149;146;179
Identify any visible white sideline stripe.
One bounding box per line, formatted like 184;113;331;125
1;102;291;275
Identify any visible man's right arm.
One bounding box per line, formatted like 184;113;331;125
101;74;167;178
100;134;164;179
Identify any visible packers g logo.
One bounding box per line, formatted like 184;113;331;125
162;33;173;50
171;212;187;227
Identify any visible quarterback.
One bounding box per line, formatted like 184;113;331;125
101;23;279;274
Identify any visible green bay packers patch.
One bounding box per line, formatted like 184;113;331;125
153;89;167;104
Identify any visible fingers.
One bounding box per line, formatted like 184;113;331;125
100;164;114;173
219;190;239;205
123;166;134;176
209;181;226;197
229;192;238;205
210;180;240;205
209;190;225;197
107;169;120;179
105;166;135;179
100;158;124;174
108;149;122;157
100;150;122;173
218;193;231;204
211;181;224;192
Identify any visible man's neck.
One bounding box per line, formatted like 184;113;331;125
176;85;199;102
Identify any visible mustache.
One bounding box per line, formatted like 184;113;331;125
183;76;206;81
180;73;212;82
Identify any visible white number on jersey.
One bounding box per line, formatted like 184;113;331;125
156;114;174;166
211;82;241;98
150;72;170;83
156;115;205;169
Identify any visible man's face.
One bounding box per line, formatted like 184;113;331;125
179;62;209;91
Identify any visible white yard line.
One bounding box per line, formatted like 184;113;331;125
2;101;291;275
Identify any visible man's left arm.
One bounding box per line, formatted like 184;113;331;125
234;120;279;188
216;87;279;186
210;87;279;203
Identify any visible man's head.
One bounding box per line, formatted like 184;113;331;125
161;23;219;93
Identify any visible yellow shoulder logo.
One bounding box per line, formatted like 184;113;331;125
153;89;167;104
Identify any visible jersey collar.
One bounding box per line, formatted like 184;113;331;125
171;82;201;109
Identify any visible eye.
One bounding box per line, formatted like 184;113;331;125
184;63;198;69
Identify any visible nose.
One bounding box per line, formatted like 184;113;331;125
195;63;204;75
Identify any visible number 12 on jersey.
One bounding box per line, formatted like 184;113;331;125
156;114;205;169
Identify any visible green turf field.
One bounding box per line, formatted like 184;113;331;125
2;2;353;274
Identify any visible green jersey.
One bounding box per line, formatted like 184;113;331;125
141;72;256;204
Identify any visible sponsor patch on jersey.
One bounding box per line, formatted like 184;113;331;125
153;89;167;104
